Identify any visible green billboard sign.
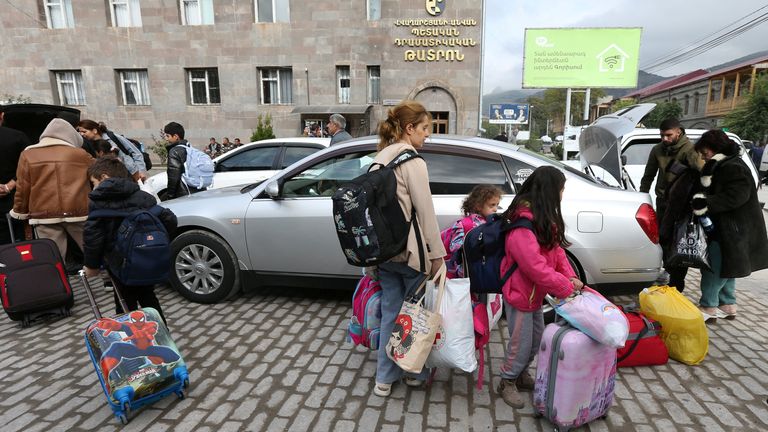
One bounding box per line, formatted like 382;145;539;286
522;27;642;88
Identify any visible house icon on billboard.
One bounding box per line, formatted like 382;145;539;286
596;44;629;72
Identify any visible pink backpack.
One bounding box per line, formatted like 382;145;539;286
348;275;382;350
440;215;480;279
472;293;504;389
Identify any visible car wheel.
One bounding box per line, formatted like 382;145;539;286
170;230;240;303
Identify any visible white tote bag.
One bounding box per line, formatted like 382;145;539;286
425;274;477;373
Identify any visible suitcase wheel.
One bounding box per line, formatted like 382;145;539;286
118;413;128;425
21;315;31;329
176;389;187;400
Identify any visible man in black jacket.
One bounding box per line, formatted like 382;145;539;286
162;122;204;200
0;108;32;244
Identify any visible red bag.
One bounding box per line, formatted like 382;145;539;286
617;306;669;368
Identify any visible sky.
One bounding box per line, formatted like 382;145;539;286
482;0;768;94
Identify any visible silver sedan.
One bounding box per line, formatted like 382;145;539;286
160;136;663;303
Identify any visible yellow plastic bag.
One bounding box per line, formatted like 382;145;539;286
639;285;708;365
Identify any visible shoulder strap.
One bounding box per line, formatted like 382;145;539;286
106;130;130;156
499;217;534;287
386;150;422;169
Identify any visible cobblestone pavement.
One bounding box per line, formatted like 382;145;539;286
1;267;767;432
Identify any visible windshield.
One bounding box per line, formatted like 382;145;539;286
516;148;597;184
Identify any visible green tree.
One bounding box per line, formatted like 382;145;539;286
149;130;169;164
723;74;768;142
611;98;637;113
480;119;504;139
644;101;683;128
250;113;276;142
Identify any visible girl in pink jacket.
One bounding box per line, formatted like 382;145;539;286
496;166;583;409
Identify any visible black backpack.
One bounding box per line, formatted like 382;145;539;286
332;150;425;271
462;214;533;293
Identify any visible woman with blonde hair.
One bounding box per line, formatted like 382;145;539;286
370;100;446;397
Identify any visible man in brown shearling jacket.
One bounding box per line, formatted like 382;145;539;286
10;118;93;258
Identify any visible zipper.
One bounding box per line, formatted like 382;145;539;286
546;325;570;420
528;284;536;306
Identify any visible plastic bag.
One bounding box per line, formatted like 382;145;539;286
549;286;629;348
639;285;708;365
666;216;710;270
425;277;477;372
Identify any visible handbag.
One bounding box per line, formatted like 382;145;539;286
385;266;445;374
425;274;477;373
547;286;629;348
665;215;710;270
616;305;669;368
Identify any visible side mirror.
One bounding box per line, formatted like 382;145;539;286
620;155;627;166
265;180;280;199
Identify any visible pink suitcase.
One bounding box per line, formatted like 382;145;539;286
533;322;616;432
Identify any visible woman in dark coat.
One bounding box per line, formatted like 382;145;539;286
691;130;768;322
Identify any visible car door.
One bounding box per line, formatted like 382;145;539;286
214;145;281;188
245;147;378;276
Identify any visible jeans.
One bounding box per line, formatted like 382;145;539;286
376;261;429;384
699;241;736;308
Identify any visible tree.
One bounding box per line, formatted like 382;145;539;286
723;74;768;143
644;101;683;128
0;93;31;104
611;98;637;113
250;113;275;142
149;130;169;164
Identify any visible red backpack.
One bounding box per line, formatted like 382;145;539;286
617;305;669;367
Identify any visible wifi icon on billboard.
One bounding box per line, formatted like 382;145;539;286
597;44;629;72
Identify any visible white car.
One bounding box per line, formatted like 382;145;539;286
146;137;330;196
574;103;759;205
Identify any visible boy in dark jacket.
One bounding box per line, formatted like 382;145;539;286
82;157;177;324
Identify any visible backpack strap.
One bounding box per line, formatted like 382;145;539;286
412;207;426;274
106;130;131;156
89;206;163;220
498;217;534;288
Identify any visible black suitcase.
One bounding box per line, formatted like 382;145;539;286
0;214;74;327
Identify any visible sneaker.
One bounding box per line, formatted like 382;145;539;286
403;377;424;388
699;307;718;324
497;379;525;408
717;304;737;320
373;381;391;397
515;371;535;391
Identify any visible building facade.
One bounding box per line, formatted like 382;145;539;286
621;55;768;130
0;0;482;147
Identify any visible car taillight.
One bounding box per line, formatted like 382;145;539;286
635;203;659;244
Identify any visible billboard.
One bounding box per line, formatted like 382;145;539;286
489;103;529;124
523;28;642;88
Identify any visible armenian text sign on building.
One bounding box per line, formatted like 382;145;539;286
522;28;642;88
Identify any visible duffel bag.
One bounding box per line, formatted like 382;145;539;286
617;306;669;368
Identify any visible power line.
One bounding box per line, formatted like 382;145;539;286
643;6;768;73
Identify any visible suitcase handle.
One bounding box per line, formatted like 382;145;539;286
78;271;130;319
5;213;38;243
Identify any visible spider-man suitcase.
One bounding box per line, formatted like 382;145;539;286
79;272;189;425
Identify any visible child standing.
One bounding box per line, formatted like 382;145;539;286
441;184;503;279
82;158;177;324
497;166;582;408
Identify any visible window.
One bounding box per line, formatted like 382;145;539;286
282;151;376;197
282;146;320;168
255;0;290;23
181;0;214;25
421;152;512;195
709;79;722;102
259;68;292;104
110;0;142;27
54;71;85;105
118;70;151;105
44;0;74;29
188;68;220;105
367;0;381;20
621;142;655;165
367;66;380;104
684;95;689;115
431;112;448;134
217;146;280;171
738;72;752;97
337;66;350;104
693;92;700;113
723;76;736;100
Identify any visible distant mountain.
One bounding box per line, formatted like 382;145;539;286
602;70;668;99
